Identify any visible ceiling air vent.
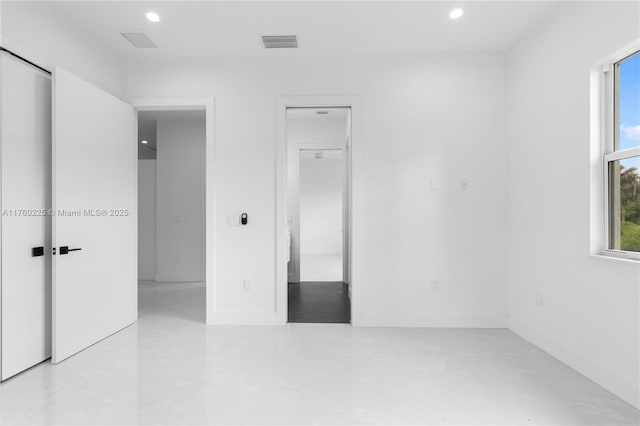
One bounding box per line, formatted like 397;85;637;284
121;32;157;48
261;35;298;49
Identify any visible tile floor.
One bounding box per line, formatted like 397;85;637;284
288;282;350;323
0;281;637;425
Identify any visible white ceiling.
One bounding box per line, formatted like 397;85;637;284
47;1;558;58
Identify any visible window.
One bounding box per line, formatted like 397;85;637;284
604;50;640;259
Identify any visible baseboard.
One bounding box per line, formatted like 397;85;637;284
206;311;280;325
509;318;640;409
357;312;507;328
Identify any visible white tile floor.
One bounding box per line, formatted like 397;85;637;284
0;281;638;425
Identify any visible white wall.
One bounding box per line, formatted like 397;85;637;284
123;53;508;326
138;160;156;281
300;155;343;255
0;1;122;97
507;1;640;408
155;114;205;282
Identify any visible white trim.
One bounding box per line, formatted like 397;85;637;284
604;147;640;162
600;249;640;262
590;253;640;265
276;96;360;326
128;97;216;324
591;41;640;259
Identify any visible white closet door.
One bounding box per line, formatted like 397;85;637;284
52;67;137;363
0;54;52;380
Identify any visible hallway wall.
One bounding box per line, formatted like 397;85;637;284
155;113;206;282
138;160;156;281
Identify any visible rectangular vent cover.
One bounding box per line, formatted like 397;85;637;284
121;32;157;48
261;35;298;49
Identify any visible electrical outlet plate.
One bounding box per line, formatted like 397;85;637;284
460;178;469;191
535;291;543;307
430;178;440;191
431;280;440;293
243;279;253;291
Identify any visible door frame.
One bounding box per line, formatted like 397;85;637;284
129;97;215;324
276;96;360;325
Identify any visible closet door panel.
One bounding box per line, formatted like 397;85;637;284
0;54;52;380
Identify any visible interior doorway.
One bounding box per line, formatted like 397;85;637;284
286;107;351;323
137;110;206;323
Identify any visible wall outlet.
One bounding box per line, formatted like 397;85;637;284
430;178;440;191
460;178;469;191
431;280;440;293
534;291;543;307
243;279;253;291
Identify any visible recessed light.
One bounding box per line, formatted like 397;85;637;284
316;111;329;115
449;8;464;19
146;12;160;23
141;140;148;144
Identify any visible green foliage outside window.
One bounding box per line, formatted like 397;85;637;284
620;164;640;252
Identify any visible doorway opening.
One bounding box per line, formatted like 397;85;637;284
286;107;351;323
137;110;206;323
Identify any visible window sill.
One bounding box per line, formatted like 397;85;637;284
591;253;640;265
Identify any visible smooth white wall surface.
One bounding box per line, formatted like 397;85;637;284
0;1;122;97
138;160;156;281
507;1;640;408
155;114;205;282
300;155;343;255
123;53;508;326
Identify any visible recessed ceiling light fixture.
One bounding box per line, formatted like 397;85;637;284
316;111;329;115
146;12;160;23
449;8;464;19
141;140;148;144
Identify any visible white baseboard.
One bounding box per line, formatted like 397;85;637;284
357;312;507;328
206;311;280;325
509;318;639;409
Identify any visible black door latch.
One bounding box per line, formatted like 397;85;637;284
59;246;82;255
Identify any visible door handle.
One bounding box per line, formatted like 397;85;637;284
59;246;82;255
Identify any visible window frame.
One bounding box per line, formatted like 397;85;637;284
601;47;640;261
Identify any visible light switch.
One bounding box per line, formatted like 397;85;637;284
227;216;239;227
